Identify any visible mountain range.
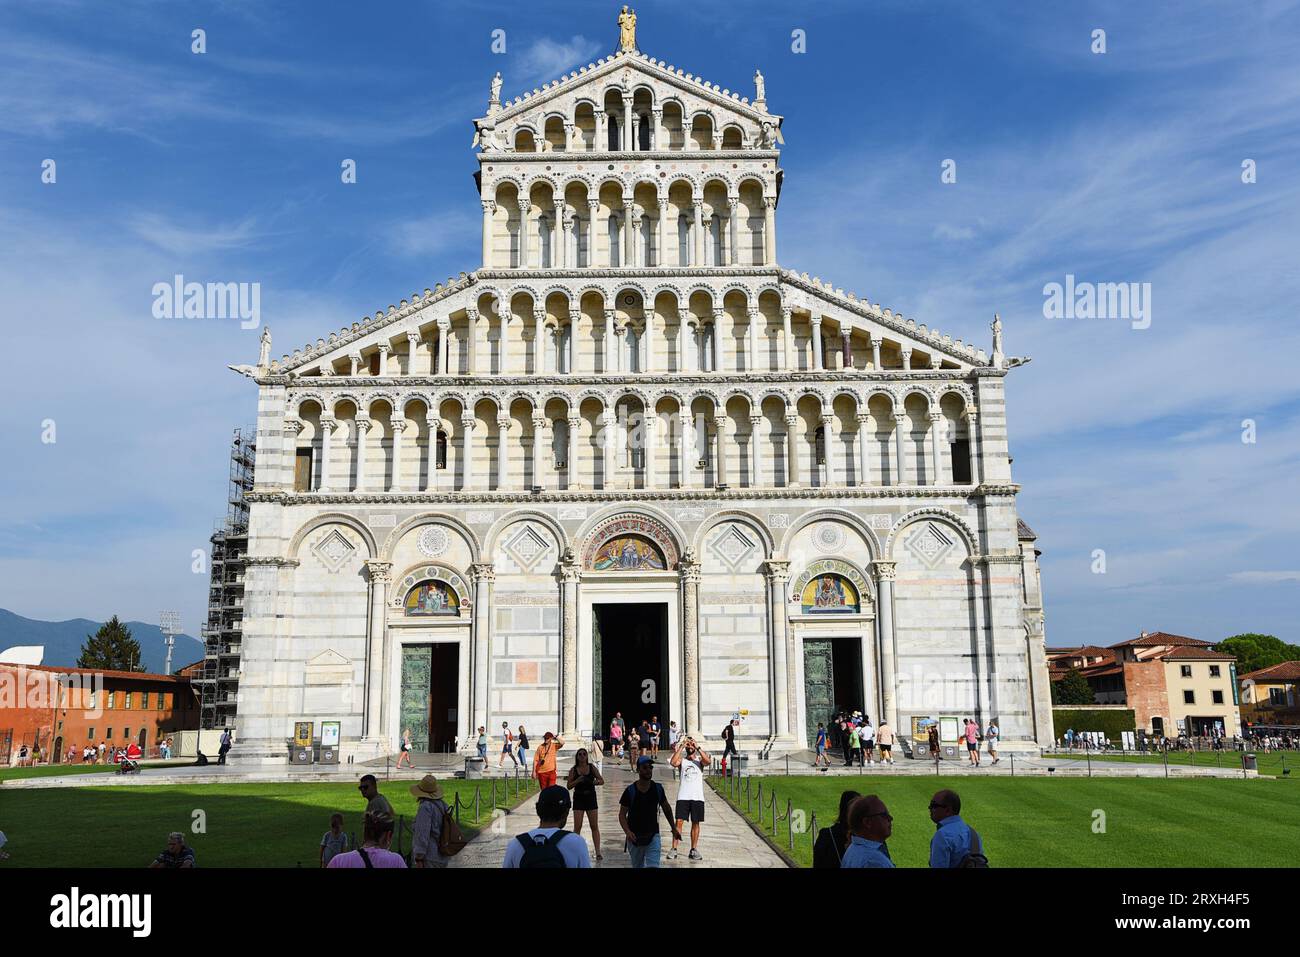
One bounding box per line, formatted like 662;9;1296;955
0;608;205;673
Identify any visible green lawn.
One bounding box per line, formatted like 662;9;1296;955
0;762;170;782
710;774;1300;868
0;776;538;867
1041;750;1296;779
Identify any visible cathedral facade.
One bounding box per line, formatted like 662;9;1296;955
232;31;1054;763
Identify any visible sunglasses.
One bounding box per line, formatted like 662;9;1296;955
928;802;950;810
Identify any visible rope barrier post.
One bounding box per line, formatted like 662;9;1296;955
787;798;794;850
474;785;481;822
810;810;818;857
1086;747;1091;778
1164;747;1169;779
1010;753;1014;777
771;792;777;838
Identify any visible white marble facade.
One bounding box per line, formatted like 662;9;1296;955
231;40;1054;763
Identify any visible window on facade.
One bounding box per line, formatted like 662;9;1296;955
88;727;95;740
368;352;381;376
1209;665;1221;677
678;215;691;266
295;449;314;491
638;115;651;150
1212;690;1224;704
607;216;621;267
107;727;113;740
1180;665;1192;678
107;692;116;710
814;426;826;466
436;431;448;470
124;727;131;741
1270;687;1287;705
1183;690;1195;704
141;692;150;710
607;117;620;151
125;692;133;710
951;439;972;484
88;692;96;710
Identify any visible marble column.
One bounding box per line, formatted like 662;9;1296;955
566;319;576;374
546;323;559;375
470;562;495;735
466;308;479;375
530;414;547;489
727;197;740;265
928;412;945;485
871;334;882;370
437;319;451;374
763;196;777;264
495;415;510;490
784;413;801;487
601;410;615;489
651;108;663;149
532;308;545;375
964;411;982;486
586;200;599;268
841;329;852;369
621;96;632;151
390;420;405;492
353;416;370;491
747;309;761;372
622;200;635;265
856;412;874;487
517;199;530;269
678;413;693;488
405;332;421;376
460;414;476;489
565;414;581;489
692;201;705;265
376;343;390;377
656;200;668;269
481;200;494;269
363;560;392;741
764;560;791;738
680;549;701;734
871;560;898;730
900;347;912;371
603;309;616;373
556;209;568;269
892;412;909;486
748;414;763;487
614;323;626;374
644;308;655;374
425;412;439;492
711;308;724;372
781;306;794;371
497;311;510;375
811;317;823;370
348;353;361;377
318;415;335;492
594;109;606;150
820;411;838;486
560;558;580;735
714;416;729;487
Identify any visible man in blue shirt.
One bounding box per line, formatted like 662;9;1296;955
840;795;895;868
928;789;982;867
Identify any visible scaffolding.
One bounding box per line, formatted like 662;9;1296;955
198;426;255;731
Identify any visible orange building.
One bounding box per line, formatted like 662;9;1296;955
0;663;200;765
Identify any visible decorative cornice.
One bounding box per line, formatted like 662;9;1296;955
481;149;779;165
244;556;300;568
245;485;1017;506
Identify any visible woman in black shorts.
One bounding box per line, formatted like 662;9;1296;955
566;748;605;861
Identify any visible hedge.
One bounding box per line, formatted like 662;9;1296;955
1052;708;1136;738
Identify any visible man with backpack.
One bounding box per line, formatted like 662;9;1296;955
410;774;465;868
501;785;591;868
928;789;988;868
619;755;681;868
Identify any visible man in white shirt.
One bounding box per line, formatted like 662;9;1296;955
860;718;876;765
502;785;592;868
668;734;710;861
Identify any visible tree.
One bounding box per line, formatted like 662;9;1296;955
77;616;144;671
1052;668;1095;706
1216;634;1300;674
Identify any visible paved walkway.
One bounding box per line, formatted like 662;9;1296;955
451;761;787;869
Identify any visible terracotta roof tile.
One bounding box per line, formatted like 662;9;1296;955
1241;660;1300;681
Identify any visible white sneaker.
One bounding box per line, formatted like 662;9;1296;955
689;849;702;861
667;847;678;860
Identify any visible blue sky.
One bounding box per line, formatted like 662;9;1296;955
1;0;1298;649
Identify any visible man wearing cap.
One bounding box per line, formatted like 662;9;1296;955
502;785;591;868
532;731;564;789
619;755;681;868
410;775;451;868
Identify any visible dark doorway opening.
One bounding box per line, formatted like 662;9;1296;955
400;644;460;753
802;637;865;747
593;603;668;749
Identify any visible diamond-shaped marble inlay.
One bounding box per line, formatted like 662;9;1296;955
313;529;356;573
812;522;847;554
503;524;552;573
417;525;449;558
708;525;756;572
904;523;956;569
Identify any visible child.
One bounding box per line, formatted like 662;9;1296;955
320;812;350;867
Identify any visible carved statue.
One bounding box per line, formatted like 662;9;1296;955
489;71;502;105
754;69;766;102
259;325;272;368
618;5;637;52
991;313;1004;367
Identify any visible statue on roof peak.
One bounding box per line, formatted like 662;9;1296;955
618;5;637;52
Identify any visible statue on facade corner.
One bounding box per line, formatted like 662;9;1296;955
754;69;766;102
259;326;272;368
489;71;502;106
618;5;637;52
991;313;1005;368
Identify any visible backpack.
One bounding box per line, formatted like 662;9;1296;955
438;801;468;857
958;828;989;868
515;830;570;868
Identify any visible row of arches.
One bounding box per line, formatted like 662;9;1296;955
483;175;773;270
287;387;981;495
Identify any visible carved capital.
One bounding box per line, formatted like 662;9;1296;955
365;560;393;584
470;561;496;583
870;560;897;582
763;558;791;583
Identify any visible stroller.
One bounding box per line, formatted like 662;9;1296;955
116;743;143;775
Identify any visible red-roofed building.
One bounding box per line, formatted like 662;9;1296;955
0;663;200;765
1239;661;1300;723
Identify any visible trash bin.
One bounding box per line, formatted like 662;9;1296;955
465;756;486;779
1243;753;1257;772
